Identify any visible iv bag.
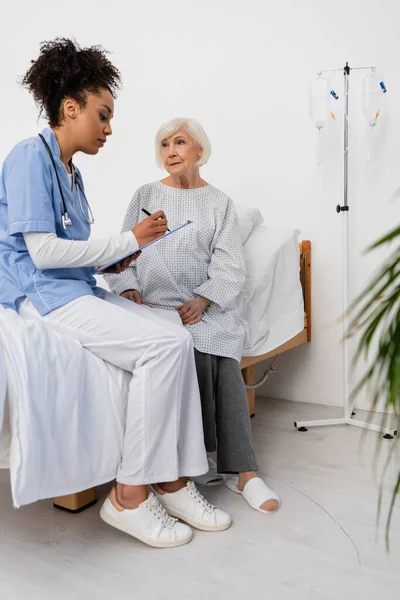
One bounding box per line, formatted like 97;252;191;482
362;73;385;124
362;72;386;162
309;77;330;128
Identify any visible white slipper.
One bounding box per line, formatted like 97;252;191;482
225;476;280;513
192;457;226;487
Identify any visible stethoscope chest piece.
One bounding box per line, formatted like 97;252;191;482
62;212;73;230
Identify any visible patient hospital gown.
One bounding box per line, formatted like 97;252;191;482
106;181;246;362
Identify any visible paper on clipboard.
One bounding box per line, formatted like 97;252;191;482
96;220;193;274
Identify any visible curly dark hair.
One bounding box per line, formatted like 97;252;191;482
21;38;122;127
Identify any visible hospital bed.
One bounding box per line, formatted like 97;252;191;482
0;226;311;513
240;232;311;416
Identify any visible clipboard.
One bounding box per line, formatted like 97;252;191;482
96;220;193;274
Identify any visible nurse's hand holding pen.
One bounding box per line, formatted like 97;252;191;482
100;211;168;274
133;210;168;246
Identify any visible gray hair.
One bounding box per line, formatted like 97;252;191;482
154;118;212;168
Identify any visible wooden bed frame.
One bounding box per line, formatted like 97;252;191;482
241;240;311;416
2;241;311;514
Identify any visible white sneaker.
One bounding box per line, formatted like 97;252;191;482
153;480;232;532
100;491;193;548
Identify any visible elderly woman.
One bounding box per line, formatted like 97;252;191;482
107;118;279;513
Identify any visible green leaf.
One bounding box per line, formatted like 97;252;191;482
367;226;400;251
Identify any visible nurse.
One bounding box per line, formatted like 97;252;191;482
0;38;231;548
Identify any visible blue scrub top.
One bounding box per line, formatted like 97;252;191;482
0;127;105;315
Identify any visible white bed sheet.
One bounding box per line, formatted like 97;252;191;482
239;226;305;357
0;306;130;507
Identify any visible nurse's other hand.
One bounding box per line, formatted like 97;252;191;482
120;289;151;306
174;296;210;325
132;211;168;246
98;251;141;274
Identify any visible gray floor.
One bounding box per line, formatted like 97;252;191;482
0;399;399;600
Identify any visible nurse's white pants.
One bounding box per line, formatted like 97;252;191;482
18;292;208;485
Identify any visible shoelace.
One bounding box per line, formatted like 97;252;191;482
187;481;216;514
148;497;177;529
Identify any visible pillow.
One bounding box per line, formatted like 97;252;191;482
234;205;264;243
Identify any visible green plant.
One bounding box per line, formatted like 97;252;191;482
347;224;400;549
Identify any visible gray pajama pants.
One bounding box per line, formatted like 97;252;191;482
194;349;258;474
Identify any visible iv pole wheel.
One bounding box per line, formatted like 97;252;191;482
294;422;308;432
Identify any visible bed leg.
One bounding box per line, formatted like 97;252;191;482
242;365;257;417
53;488;97;513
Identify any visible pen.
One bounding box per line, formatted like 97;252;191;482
141;208;170;232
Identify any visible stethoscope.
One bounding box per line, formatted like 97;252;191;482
38;134;95;230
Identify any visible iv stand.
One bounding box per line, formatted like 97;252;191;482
294;62;397;439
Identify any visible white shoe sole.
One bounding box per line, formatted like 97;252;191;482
100;505;193;549
165;508;232;532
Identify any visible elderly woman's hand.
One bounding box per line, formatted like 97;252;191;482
121;289;151;306
174;296;210;325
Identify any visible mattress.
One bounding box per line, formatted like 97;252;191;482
239;226;305;357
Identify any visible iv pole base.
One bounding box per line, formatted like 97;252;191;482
294;417;398;439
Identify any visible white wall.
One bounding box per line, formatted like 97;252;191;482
1;0;399;410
